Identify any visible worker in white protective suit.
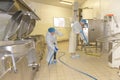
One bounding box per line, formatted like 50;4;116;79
46;27;63;65
69;19;88;58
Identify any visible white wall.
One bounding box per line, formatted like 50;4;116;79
30;2;72;41
81;0;120;19
81;0;101;19
81;0;120;33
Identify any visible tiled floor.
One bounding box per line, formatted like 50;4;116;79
34;41;120;80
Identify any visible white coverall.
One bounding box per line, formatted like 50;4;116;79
46;30;62;63
69;21;88;53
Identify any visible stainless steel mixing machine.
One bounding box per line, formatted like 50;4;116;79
0;10;44;80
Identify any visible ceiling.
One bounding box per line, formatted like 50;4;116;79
30;0;86;8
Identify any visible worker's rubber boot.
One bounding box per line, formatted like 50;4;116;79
53;59;57;64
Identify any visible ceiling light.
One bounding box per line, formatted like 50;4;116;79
59;0;73;5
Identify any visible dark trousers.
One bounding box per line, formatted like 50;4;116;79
54;52;56;60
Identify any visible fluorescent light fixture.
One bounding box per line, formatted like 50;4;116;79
60;1;72;5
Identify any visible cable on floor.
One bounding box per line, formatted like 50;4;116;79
58;52;98;80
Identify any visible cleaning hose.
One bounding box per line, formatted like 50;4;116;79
48;54;54;65
80;30;88;45
58;52;97;80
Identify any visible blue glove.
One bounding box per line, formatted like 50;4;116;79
54;47;58;52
